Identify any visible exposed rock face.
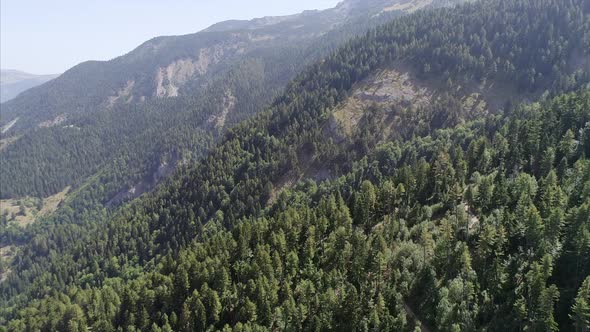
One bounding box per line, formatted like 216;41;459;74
0;136;20;151
332;68;432;136
106;152;182;207
1;118;18;134
326;61;535;148
155;46;228;98
2;0;462;133
382;0;434;13
38;114;67;128
336;0;418;15
107;80;135;107
208;91;236;129
248;34;276;42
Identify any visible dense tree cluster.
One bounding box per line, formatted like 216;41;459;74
0;0;589;330
3;89;589;331
0;0;413;200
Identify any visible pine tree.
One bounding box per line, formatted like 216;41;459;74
571;276;590;332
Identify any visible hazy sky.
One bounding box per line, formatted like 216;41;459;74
1;0;341;74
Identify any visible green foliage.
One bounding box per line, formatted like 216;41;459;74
3;86;588;332
571;276;590;332
0;0;412;200
0;0;589;330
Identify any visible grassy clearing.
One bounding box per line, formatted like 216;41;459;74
0;135;21;151
0;186;70;227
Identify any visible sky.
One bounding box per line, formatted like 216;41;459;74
1;0;341;75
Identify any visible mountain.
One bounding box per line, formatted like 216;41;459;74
0;0;453;134
1;0;588;330
0;0;463;201
0;70;58;103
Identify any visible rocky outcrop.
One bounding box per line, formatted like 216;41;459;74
207;90;236;129
382;0;434;13
331;68;432;136
155;45;228;98
106;152;182;207
38;114;67;128
107;80;135;107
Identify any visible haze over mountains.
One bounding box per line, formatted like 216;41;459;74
0;0;589;330
0;70;58;103
0;0;454;134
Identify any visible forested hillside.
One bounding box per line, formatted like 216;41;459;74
0;0;589;330
0;0;451;200
6;89;589;331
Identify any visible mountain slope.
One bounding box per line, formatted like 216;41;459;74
0;70;58;103
1;0;588;330
0;0;452;133
0;0;461;201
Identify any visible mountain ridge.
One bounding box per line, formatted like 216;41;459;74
0;0;463;201
0;0;460;133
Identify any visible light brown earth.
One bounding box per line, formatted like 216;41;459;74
0;135;21;151
107;80;136;107
332;68;432;137
38;113;67;128
207;90;237;129
382;0;434;13
0;186;70;228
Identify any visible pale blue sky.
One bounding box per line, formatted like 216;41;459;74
1;0;341;74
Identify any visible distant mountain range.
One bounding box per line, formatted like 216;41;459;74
0;70;58;103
